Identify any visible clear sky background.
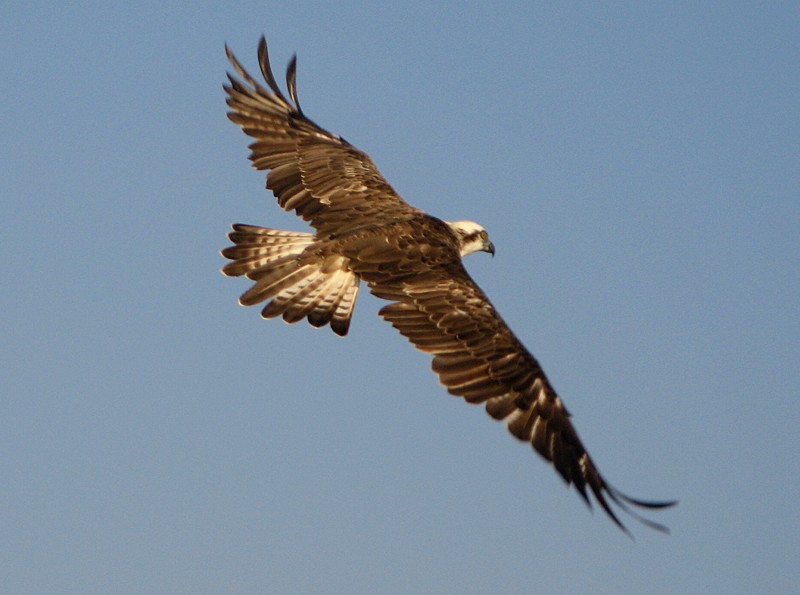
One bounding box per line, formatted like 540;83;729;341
2;2;798;593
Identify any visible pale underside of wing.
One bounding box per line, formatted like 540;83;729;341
224;37;423;236
372;266;676;535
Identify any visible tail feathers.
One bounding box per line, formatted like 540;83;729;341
221;224;359;336
221;224;315;277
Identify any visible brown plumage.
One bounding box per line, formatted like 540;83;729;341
221;36;676;535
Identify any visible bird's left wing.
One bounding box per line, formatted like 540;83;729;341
224;37;423;236
373;266;676;535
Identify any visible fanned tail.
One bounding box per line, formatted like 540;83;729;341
221;224;359;336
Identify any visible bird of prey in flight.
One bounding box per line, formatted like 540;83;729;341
221;37;676;535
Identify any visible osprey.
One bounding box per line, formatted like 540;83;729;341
221;37;676;535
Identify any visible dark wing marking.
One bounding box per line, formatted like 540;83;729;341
373;266;676;535
224;37;422;236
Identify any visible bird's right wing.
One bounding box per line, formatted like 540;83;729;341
373;264;677;535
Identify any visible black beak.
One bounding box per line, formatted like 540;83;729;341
485;242;495;258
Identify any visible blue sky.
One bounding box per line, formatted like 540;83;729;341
2;2;798;593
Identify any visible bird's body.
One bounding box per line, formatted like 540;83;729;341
221;37;675;535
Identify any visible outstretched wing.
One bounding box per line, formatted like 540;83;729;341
373;267;676;535
224;37;423;236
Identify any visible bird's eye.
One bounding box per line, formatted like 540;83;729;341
480;230;488;240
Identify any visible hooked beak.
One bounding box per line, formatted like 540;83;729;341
484;242;495;258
